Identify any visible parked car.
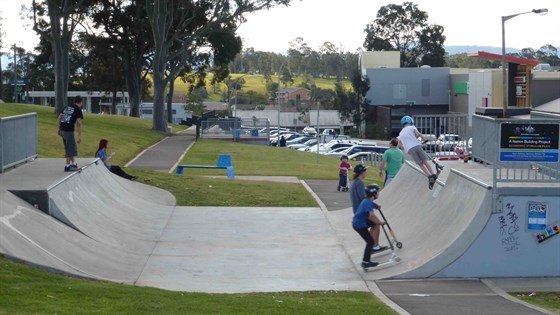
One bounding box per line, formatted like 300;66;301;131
285;135;314;146
421;134;438;152
436;134;461;152
321;128;336;135
327;144;388;158
288;138;318;150
302;126;317;136
455;137;472;158
269;132;298;146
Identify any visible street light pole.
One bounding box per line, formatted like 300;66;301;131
13;44;17;103
501;8;548;118
277;59;288;146
316;100;320;163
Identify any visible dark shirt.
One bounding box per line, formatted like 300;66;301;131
59;104;84;131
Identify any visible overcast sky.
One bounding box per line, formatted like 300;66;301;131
2;0;559;54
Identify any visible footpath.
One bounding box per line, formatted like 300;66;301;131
127;130;558;315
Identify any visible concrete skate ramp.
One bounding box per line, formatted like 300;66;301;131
47;161;174;254
329;161;493;280
0;159;176;282
0;159;368;292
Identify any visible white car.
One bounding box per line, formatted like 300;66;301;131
436;134;461;152
288;138;318;150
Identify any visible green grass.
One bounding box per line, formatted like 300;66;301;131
0;102;396;314
0;257;396;315
0;103;178;166
516;292;560;314
169;73;351;103
179;139;369;180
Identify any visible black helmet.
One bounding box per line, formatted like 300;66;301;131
353;164;367;174
365;184;380;197
340;155;349;160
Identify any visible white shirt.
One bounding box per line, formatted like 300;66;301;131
399;125;421;153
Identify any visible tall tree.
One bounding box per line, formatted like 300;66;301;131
31;0;95;113
335;66;369;137
146;0;291;132
91;0;154;117
363;2;445;67
0;16;5;98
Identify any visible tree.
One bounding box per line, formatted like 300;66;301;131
0;16;5;98
31;0;96;113
534;45;560;66
90;0;154;118
146;0;291;132
363;2;445;67
334;67;369;137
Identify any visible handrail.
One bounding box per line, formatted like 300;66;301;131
47;158;101;191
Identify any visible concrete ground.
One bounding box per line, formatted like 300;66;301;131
0;131;558;315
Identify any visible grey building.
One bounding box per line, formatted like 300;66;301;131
365;67;451;136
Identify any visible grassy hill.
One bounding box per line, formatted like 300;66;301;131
170;73;351;103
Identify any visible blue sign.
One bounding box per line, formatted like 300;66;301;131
527;202;547;230
500;123;559;162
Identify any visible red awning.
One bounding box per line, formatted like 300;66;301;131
467;51;540;66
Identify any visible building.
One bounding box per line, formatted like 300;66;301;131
277;87;311;106
139;102;193;125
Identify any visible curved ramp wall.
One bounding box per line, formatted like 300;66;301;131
363;161;493;279
0;191;148;283
47;161;175;254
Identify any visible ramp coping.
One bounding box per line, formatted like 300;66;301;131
47;158;101;191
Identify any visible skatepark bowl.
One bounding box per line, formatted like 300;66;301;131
0;157;558;294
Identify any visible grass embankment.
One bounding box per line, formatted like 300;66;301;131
516;292;560;314
171;73;351;102
0;103;396;314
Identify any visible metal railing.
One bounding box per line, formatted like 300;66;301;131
0;113;38;172
413;113;468;159
200;118;270;141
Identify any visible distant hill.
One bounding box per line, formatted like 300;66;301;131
444;45;520;55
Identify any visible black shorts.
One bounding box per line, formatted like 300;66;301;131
60;130;78;157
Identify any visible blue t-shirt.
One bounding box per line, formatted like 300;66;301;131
352;198;377;229
96;149;111;170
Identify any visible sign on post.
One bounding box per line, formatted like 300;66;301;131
499;123;559;162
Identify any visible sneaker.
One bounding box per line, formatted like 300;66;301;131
372;246;388;252
64;165;78;172
337;186;340;191
361;261;379;268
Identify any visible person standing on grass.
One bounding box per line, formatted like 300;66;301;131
378;138;404;187
57;95;84;172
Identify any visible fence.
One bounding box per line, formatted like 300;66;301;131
472;114;560;213
200;117;270;144
413;113;468;159
0;113;38;172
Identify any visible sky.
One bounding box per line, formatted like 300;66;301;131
1;0;559;54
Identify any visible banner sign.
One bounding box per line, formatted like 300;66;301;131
500;123;559;162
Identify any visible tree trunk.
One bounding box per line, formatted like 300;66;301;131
167;79;175;123
48;2;71;113
152;76;167;131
